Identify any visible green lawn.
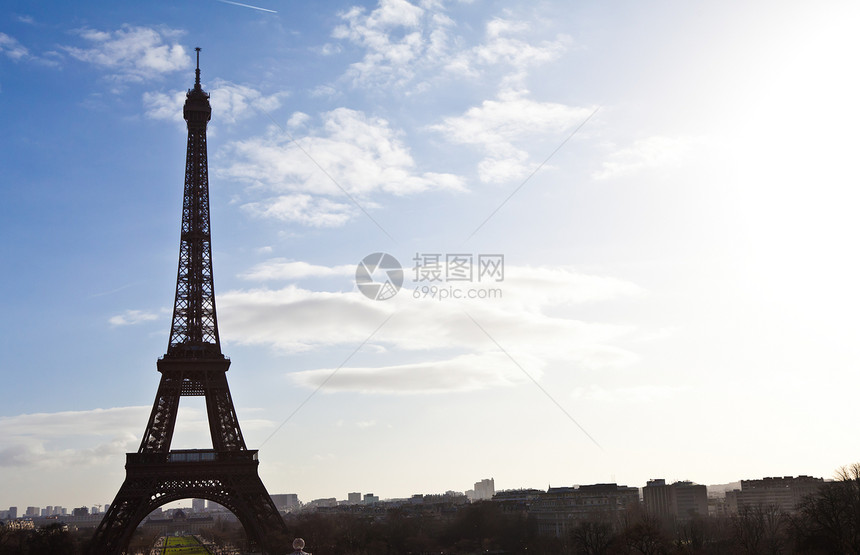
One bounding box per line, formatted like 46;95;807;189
162;535;212;554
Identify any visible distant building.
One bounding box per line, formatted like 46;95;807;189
492;489;544;504
4;519;35;530
725;475;823;514
348;492;362;505
26;507;38;517
708;495;730;518
307;498;338;509
363;493;379;504
72;507;89;517
468;478;495;501
270;494;300;511
141;509;214;535
478;479;495;499
492;489;543;515
531;484;640;538
192;499;206;512
420;491;468;507
8;507;17;519
39;511;105;529
643;479;708;526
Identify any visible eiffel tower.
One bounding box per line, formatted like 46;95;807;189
90;49;289;555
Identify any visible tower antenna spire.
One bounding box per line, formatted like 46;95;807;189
195;47;201;88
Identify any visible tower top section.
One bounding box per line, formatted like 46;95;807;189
184;47;211;126
167;46;221;360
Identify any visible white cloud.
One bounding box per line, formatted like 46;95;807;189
216;262;641;392
593;136;700;180
240;259;354;281
222;108;462;195
292;352;533;394
242;194;356;227
0;407;146;468
142;89;186;122
447;18;569;85
333;0;430;88
0;32;30;61
310;85;338;97
332;2;569;91
287;111;311;129
63;25;189;82
210;80;287;124
218;285;381;353
318;43;342;56
109;309;159;326
431;89;594;182
0;407;146;438
143;79;287;125
218;107;463;226
0;405;273;468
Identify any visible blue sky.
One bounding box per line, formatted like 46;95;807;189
2;0;860;510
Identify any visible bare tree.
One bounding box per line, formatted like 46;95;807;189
571;520;614;555
621;511;669;555
731;504;766;554
794;463;860;553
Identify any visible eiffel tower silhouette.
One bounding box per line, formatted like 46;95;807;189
90;49;289;555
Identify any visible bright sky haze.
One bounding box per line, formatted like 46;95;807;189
1;0;859;510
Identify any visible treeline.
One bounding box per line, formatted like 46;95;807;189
277;481;860;555
0;523;82;555
273;464;860;554
3;463;860;554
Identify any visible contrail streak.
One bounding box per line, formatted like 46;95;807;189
216;0;277;13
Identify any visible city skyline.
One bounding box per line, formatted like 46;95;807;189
0;471;828;520
2;0;860;511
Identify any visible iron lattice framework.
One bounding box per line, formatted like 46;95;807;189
90;50;289;555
